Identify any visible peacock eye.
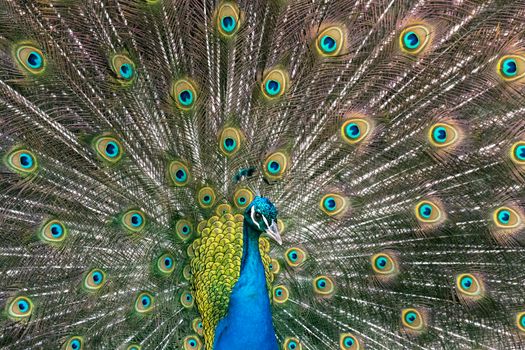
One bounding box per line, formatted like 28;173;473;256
40;219;68;243
284;337;302;350
198;186;216;208
399;25;431;54
493;206;521;228
517;312;525;333
341;118;371;144
134;292;154;313
126;344;141;350
456;273;483;298
83;268;107;291
219;127;242;156
180;291;194;308
510;141;525;166
172;79;198;110
285;247;307;267
183;335;202;350
169;160;191;186
428;123;460;148
233;188;253;209
261;68;289;99
401;308;425;331
15;45;46;74
157;253;175;275
371;252;398;276
64;336;84;350
122;210;146;233
415;200;444;224
111;54;135;82
272;285;289;303
6;149;38;175
497;55;525;81
94;136;123;164
320;193;349;217
313;275;335;297
316;25;345;57
216;2;241;37
192;317;204;336
339;333;360;350
6;296;33;320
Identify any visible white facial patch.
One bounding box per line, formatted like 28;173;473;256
250;206;261;229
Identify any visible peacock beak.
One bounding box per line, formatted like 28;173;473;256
265;220;282;245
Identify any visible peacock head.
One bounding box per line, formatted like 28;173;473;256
244;196;282;245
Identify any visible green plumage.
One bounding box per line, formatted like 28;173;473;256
1;0;525;349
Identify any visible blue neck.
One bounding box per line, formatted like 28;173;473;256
213;223;279;350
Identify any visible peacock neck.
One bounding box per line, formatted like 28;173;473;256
212;221;278;350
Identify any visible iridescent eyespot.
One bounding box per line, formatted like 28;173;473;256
456;273;483;298
176;219;193;240
5;149;38;175
263;151;289;180
516;312;525;333
316;25;345;57
215;203;232;216
181;291;194;308
401;308;425;331
122;209;146;233
371;252;398;276
126;344;141;350
269;258;280;274
172;79;198;110
157;253;175;275
216;2;241;37
111;54;135;82
63;336;84;350
339;333;361;350
510;141;525;166
277;219;285;234
415;200;444;224
493;206;522;229
40;219;68;243
93;136;123;164
285;247;307;267
6;296;33;321
283;337;302;350
313;275;335;297
399;25;431;54
320;193;349;217
183;264;192;280
83;268;107;291
233;188;254;209
219;127;242;156
341;118;371;144
497;55;525;82
183;335;202;350
428;123;460;148
261;68;289;99
15;45;46;74
273;285;289;303
198;186;216;208
192;318;204;336
169;160;191;186
134;291;154;314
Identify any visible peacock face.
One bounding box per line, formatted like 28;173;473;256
244;196;282;245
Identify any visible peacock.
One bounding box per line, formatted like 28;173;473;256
2;0;525;349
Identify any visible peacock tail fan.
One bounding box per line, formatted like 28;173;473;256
0;0;525;349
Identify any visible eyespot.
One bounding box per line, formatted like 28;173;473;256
134;291;154;314
371;252;398;275
341;118;371;144
273;285;289;303
172;79;197;110
198;187;216;208
263;151;289;180
510;141;525;166
233;188;254;209
6;149;38;175
313;275;335;297
215;203;232;216
192;318;203;336
111;54;135;82
283;337;302;350
219;127;242;156
285;247;307;267
261;68;289;99
6;296;33;320
216;2;241;37
83;268;107;291
277;219;285;234
399;25;431;54
516;312;525;333
15;45;45;74
126;344;141;350
428;123;460;148
497;54;525;82
183;335;202;350
93;136;123;163
183;265;192;280
493;206;522;228
180;291;194;308
456;273;483;298
320;193;349;217
316;26;345;57
169;160;191;186
122;210;146;233
157;253;175;275
401;308;425;331
415;200;443;224
269;258;280;274
339;333;361;350
176;219;193;240
63;336;84;350
39;219;68;243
